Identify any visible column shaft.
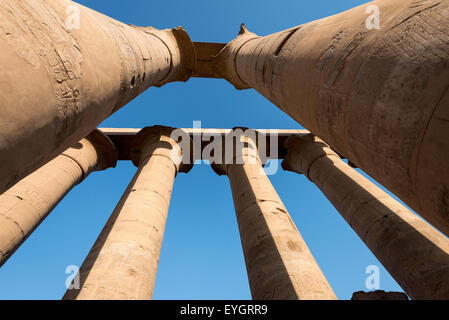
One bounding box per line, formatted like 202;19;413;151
217;0;449;236
213;132;336;300
64;126;186;300
283;134;449;299
0;129;116;266
0;0;195;194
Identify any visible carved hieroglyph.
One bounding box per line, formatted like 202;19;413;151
213;0;449;237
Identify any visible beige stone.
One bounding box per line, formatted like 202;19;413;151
282;134;449;300
0;0;195;194
0;129;116;267
212;0;449;237
212;130;336;300
63;126;191;300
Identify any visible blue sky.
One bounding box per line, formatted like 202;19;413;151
0;0;407;300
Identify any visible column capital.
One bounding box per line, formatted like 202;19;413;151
62;129;117;181
0;130;116;267
131;125;193;173
210;127;263;176
281;134;340;177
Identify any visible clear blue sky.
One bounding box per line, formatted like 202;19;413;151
0;0;407;300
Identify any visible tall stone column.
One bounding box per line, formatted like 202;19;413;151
64;126;192;300
211;130;336;300
0;129;117;267
213;0;449;237
282;134;449;300
0;0;195;194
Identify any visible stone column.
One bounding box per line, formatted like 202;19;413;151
213;0;449;237
64;126;192;300
351;290;409;300
0;0;195;194
0;129;117;267
211;130;336;300
282;134;449;300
